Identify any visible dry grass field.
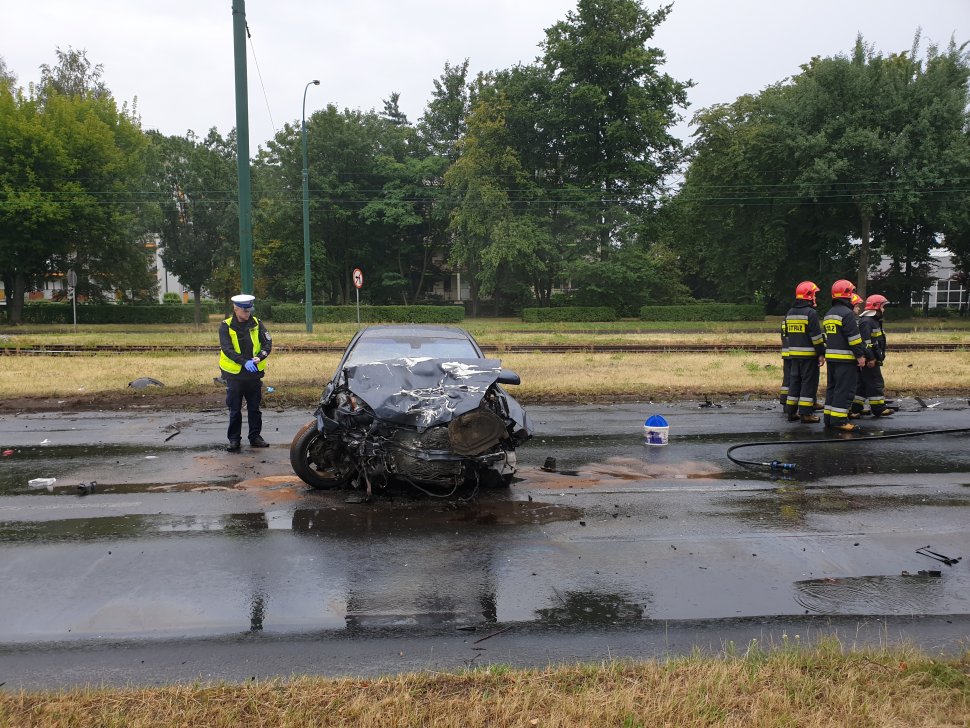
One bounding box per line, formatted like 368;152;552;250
2;642;968;727
0;348;965;407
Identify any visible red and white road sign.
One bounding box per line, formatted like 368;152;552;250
352;268;364;289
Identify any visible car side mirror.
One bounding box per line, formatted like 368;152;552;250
497;369;521;385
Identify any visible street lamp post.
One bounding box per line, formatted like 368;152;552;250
302;79;320;333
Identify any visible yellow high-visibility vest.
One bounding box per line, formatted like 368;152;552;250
219;317;267;374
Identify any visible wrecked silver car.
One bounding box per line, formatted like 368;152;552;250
290;325;532;496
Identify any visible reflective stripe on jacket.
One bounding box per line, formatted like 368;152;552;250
822;300;868;362
859;312;887;363
783;301;825;358
219;316;268;374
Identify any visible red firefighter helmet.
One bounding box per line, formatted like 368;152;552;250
831;279;856;300
865;294;889;311
795;281;820;302
850;293;863;307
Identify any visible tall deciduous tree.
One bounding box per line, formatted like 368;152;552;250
541;0;689;261
673;34;970;307
0;49;147;323
445;94;549;315
0;55;16;88
150;129;237;323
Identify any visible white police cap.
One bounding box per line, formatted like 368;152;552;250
231;294;256;309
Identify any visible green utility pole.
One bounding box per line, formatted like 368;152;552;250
232;0;254;293
301;80;320;333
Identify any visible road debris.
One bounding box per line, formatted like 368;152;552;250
77;481;97;496
128;377;164;389
916;546;961;566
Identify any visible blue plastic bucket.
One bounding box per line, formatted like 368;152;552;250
643;414;669;446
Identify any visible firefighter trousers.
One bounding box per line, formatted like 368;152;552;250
824;362;859;425
779;358;791;406
852;365;887;415
786;358;820;416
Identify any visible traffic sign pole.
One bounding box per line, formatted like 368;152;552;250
67;270;77;333
352;268;363;326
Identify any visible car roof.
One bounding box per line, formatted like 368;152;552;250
356;324;472;340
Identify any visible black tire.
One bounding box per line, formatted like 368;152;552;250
289;420;355;490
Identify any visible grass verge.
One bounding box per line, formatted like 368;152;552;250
0;350;966;409
2;642;968;727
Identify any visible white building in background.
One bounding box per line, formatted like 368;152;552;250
0;236;190;306
145;235;191;302
879;248;966;310
916;249;965;309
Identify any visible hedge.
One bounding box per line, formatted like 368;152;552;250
270;304;465;324
639;304;764;321
10;303;216;324
521;307;617;322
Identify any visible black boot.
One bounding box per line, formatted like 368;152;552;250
226;439;241;452
249;435;269;448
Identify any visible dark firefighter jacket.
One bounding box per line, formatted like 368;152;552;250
219;314;272;379
822;300;870;363
783;300;825;358
858;311;887;363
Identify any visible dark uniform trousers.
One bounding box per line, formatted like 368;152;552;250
787;358;820;416
780;358;791;406
226;377;263;442
824;362;859;426
853;366;887;415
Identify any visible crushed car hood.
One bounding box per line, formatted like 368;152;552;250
341;357;529;431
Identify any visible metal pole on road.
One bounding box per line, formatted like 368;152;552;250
302;80;320;334
232;0;254;294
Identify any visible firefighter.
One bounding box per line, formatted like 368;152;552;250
779;317;790;411
822;280;871;431
783;281;826;423
852;294;891;418
851;292;864;316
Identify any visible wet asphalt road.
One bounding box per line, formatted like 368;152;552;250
0;399;968;688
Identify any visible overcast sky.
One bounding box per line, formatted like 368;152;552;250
2;0;965;150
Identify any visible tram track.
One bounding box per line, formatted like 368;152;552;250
1;342;966;356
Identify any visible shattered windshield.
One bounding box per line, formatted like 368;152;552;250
345;336;479;366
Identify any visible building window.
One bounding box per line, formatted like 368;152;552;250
936;279;966;309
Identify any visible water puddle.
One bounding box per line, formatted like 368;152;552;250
0;498;580;543
794;574;947;615
292;499;581;534
716;489;970;528
535;588;647;625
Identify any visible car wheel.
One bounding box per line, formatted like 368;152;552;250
289;420;355;490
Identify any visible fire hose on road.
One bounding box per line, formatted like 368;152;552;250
726;427;970;471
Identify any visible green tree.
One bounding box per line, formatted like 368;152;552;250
0;55;16;88
672;34;970;307
150;129;237;323
0;50;148;322
540;0;689;261
445;94;549;315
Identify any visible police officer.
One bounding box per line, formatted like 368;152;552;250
783;281;826;423
852;294;891;418
822;280;871;431
219;294;273;451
